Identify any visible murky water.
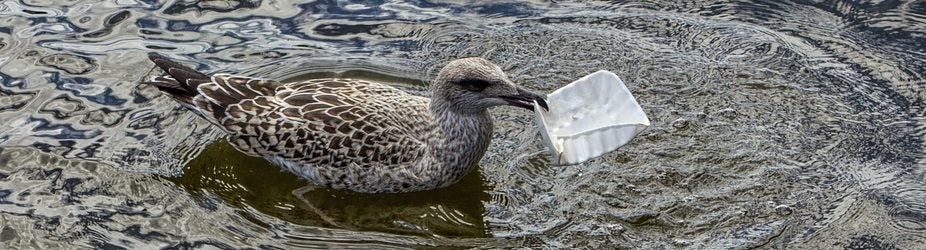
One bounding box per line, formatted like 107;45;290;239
1;0;925;248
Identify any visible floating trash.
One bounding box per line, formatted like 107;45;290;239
534;70;650;165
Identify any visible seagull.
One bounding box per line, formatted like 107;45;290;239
145;54;548;193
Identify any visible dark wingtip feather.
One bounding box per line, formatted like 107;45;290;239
148;53;176;72
147;52;163;62
144;53;214;104
149;54;201;74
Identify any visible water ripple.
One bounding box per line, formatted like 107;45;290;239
0;0;924;248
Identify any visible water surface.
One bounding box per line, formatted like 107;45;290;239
1;0;925;248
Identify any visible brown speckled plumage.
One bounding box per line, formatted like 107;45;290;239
145;54;546;193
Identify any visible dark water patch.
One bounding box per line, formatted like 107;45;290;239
0;88;36;113
167;141;490;238
162;0;263;16
21;9;47;15
39;53;97;75
844;234;902;250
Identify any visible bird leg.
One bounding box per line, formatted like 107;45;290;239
291;185;347;229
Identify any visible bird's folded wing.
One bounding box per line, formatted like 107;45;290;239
213;78;433;169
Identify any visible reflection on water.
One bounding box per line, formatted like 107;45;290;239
1;0;925;248
169;141;490;238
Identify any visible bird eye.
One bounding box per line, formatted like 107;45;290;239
458;78;490;92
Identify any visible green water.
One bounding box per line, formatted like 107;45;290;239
170;141;490;238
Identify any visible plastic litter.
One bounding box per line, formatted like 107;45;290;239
533;70;650;165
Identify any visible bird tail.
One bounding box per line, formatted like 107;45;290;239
142;53;284;125
143;53;212;104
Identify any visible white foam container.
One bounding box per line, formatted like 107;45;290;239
533;70;650;165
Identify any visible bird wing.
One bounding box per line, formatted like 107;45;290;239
146;55;434;177
214;77;434;170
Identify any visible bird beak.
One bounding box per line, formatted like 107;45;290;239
500;86;549;111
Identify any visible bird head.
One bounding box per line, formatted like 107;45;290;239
431;57;548;114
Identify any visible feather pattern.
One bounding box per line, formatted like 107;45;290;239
143;54;531;193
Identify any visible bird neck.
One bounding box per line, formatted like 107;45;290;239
424;102;494;188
